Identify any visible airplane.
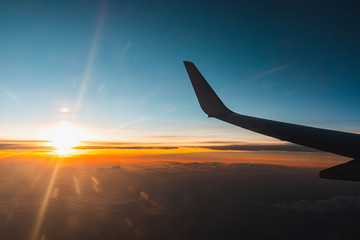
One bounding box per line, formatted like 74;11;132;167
184;61;360;181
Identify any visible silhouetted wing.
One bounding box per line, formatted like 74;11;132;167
184;61;360;181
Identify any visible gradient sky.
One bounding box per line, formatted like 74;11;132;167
2;2;360;239
1;0;360;164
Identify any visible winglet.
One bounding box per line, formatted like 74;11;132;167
184;61;233;118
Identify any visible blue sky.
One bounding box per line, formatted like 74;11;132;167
1;0;360;142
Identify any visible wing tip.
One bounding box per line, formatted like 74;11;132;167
183;61;194;68
183;61;232;118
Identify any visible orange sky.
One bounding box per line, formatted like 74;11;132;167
0;139;348;169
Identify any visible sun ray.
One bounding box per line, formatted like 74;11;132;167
30;159;61;240
72;1;107;122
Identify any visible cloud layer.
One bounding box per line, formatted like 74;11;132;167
0;140;320;153
0;161;360;239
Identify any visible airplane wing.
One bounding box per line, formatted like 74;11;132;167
184;61;360;181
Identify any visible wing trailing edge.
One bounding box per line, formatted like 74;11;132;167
184;61;360;181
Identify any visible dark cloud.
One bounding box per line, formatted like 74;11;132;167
75;142;319;153
144;135;195;139
0;140;50;143
197;141;244;144
199;144;320;152
74;146;178;150
0;141;320;153
81;141;147;145
0;143;54;150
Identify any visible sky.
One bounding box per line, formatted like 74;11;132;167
0;0;360;164
1;0;360;167
1;1;360;239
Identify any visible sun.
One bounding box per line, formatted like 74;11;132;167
39;122;92;155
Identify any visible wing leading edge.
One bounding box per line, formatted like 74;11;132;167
184;61;360;181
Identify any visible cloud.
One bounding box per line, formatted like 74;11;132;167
0;143;54;150
117;117;149;128
143;135;200;140
81;141;142;145
276;195;360;213
252;63;293;79
98;83;105;92
76;141;319;153
74;146;178;150
123;40;132;52
0;161;360;240
0;140;49;143
1;88;20;103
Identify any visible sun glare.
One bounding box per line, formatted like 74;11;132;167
39;122;92;155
